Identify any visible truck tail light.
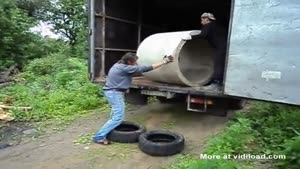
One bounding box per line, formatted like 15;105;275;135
190;98;213;105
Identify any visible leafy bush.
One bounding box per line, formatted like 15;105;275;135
0;53;106;122
166;119;255;169
240;103;300;150
277;136;300;169
24;52;84;76
0;0;36;69
167;102;300;169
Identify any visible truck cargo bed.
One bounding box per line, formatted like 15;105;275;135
95;76;225;97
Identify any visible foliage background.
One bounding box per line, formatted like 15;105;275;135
0;1;299;168
0;0;104;123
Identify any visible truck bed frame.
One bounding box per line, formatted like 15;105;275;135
95;76;225;97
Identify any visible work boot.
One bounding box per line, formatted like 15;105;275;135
93;138;111;145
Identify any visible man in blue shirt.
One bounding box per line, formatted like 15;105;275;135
93;52;173;144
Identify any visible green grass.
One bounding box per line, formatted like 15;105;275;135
73;132;95;145
166;102;300;169
85;143;138;161
162;120;177;129
0;53;107;124
166;154;247;169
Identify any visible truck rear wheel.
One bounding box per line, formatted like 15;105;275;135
157;96;184;104
157;97;170;103
229;99;247;110
125;89;148;105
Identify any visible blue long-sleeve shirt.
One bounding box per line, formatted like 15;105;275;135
103;63;153;90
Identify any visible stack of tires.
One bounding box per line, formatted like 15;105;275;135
108;121;185;156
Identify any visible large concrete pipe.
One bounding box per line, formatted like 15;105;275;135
137;31;214;86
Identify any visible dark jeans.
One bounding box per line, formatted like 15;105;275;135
212;46;226;83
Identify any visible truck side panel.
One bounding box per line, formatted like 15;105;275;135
225;0;300;105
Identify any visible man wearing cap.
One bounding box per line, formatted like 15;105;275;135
93;52;174;145
183;12;227;86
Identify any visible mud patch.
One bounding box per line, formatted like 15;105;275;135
0;122;33;146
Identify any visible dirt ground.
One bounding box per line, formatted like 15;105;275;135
0;103;234;169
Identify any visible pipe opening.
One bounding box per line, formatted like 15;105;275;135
178;39;214;86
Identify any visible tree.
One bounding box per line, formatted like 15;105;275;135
16;0;50;18
0;0;88;69
39;0;87;48
0;0;36;69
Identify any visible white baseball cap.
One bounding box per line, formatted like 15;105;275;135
201;12;216;20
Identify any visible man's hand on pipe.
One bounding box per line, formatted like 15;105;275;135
163;55;174;64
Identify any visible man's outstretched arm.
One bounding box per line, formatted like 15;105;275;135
124;55;174;74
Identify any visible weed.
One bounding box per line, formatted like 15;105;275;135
162;120;177;129
73;133;94;145
166;154;247;169
167;102;300;169
148;96;158;104
85;143;137;162
0;54;107;123
277;136;300;169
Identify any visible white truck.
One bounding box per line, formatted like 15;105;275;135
88;0;300;114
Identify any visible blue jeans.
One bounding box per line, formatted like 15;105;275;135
93;90;125;141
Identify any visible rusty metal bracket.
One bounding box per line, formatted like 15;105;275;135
187;95;207;112
141;90;175;99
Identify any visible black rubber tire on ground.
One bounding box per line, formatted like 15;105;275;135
138;130;185;156
107;121;146;143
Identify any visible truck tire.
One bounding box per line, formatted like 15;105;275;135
107;121;146;143
229;99;247;110
157;97;170;103
125;89;148;105
157;96;184;104
138;130;185;156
